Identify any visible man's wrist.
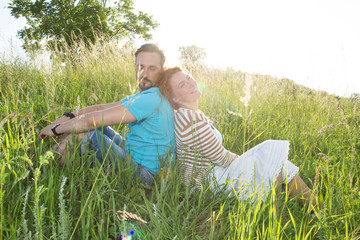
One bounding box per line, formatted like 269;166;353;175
51;124;62;136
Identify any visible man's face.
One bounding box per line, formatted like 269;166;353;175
135;52;162;92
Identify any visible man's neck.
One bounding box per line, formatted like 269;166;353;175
139;87;157;93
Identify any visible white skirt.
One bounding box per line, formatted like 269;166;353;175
210;140;299;202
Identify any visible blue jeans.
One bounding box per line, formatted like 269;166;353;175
81;126;154;186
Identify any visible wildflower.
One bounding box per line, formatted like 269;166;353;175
240;73;253;108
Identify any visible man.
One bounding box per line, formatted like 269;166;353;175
39;43;175;185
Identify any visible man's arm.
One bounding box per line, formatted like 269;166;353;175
72;102;122;116
40;104;136;139
51;102;123;125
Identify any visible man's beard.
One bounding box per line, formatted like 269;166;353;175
138;77;153;92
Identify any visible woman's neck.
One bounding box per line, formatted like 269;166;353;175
179;101;198;111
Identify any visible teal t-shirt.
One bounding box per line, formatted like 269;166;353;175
121;87;175;174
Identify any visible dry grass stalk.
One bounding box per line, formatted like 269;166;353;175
11;113;21;123
317;125;334;137
18;115;30;127
226;109;244;119
0;112;15;128
339;108;350;129
90;92;98;103
116;211;148;224
317;153;330;162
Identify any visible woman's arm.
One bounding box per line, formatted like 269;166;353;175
39;104;136;139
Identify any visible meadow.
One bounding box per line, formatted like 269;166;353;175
0;40;359;239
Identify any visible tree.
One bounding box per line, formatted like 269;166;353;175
179;45;207;67
9;0;158;51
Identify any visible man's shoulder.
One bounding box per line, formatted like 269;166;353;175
124;87;166;115
123;87;160;102
140;87;160;96
137;87;162;104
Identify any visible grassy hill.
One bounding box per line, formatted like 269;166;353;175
0;42;359;239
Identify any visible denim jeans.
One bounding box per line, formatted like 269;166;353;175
81;126;154;186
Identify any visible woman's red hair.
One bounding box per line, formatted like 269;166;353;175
157;67;183;109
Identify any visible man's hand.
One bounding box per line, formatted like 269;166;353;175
40;115;72;140
39;124;56;139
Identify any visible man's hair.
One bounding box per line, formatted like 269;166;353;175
135;43;166;68
157;66;182;109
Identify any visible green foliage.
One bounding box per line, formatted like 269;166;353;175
33;152;52;240
1;38;360;239
58;176;70;240
8;0;158;51
16;187;32;240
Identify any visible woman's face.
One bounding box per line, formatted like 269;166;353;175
169;71;201;107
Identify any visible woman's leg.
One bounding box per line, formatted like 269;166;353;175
274;171;283;200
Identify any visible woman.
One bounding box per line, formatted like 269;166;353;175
158;67;317;206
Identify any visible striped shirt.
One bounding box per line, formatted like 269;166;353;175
175;108;239;188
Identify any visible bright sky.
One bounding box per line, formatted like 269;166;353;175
133;0;360;97
1;0;359;97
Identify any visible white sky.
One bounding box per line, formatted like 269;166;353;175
1;0;360;97
0;1;27;58
133;0;360;97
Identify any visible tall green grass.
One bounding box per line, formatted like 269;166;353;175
1;37;359;239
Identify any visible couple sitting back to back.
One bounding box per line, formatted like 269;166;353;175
40;44;318;208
